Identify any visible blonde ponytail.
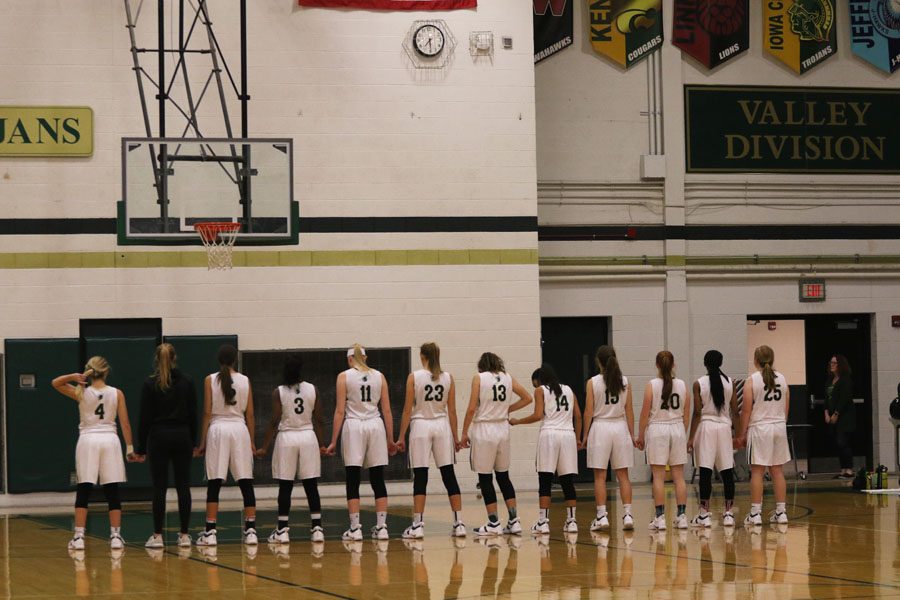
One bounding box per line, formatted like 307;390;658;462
420;342;442;381
349;343;371;372
754;345;776;390
154;343;176;391
80;356;110;400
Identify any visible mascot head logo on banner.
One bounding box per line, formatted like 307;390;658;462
788;0;834;42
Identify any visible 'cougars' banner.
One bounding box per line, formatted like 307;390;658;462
763;0;837;74
673;0;749;69
298;0;476;8
535;0;573;63
588;0;663;68
850;0;900;73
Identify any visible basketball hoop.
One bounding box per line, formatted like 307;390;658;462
194;222;241;270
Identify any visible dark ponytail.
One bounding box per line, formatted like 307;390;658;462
596;345;624;398
535;364;562;400
477;352;505;374
703;350;727;413
656;351;674;403
217;345;238;405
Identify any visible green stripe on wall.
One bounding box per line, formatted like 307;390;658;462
0;249;539;269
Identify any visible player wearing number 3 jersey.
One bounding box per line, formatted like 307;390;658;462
461;352;532;536
637;351;692;531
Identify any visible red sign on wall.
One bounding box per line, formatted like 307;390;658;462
298;0;476;8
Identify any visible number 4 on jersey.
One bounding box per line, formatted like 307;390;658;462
94;403;105;420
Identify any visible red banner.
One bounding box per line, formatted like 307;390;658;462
298;0;476;8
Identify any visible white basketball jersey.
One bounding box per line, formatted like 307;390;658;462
79;385;118;434
698;375;733;424
210;371;249;422
412;369;451;420
475;371;513;422
278;382;316;431
649;377;687;424
344;367;382;420
541;384;576;431
749;370;788;425
590;374;629;420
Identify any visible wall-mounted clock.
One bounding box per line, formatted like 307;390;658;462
414;23;445;57
403;20;456;69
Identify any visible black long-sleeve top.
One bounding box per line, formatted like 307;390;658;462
136;369;198;453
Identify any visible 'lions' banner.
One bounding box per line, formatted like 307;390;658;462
588;0;663;68
672;0;749;69
763;0;837;73
849;0;900;73
297;0;476;8
535;0;573;63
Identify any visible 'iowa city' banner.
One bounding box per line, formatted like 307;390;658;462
298;0;476;8
588;0;664;68
849;0;900;73
535;0;574;63
672;0;749;69
763;0;837;74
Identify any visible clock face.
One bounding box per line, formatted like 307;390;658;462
413;24;445;57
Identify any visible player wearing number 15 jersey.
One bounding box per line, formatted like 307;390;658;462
461;352;532;537
325;345;395;542
396;343;465;539
637;351;692;531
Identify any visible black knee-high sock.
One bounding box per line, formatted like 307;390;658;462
302;478;322;528
278;480;294;527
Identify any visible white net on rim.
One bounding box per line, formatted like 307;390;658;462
194;222;241;270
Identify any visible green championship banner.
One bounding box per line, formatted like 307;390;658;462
673;0;750;69
588;0;663;68
685;86;900;174
0;106;93;157
763;0;837;73
850;0;900;73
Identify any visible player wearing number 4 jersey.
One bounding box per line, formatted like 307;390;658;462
396;343;465;539
461;352;532;537
511;365;580;535
325;344;395;541
256;354;327;544
737;345;791;527
637;351;692;531
52;356;137;551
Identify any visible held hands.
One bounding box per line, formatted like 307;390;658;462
388;441;398;457
319;446;328;456
127;452;144;463
687;441;694;454
253;447;268;459
634;436;645;451
459;434;470;449
323;443;337;457
577;438;587;451
394;439;407;453
193;445;205;458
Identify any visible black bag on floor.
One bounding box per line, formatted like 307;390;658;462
852;467;867;491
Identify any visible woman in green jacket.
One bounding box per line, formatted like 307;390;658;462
825;355;855;479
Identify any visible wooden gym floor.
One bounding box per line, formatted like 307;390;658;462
1;480;898;599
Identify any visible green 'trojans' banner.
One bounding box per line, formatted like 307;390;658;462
685;86;900;174
0;106;93;157
588;0;663;68
763;0;838;73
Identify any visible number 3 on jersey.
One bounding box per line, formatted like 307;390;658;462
492;384;507;402
293;397;304;414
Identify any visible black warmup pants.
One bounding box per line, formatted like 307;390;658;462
834;429;854;470
148;424;193;534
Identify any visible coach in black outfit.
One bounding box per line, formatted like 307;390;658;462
825;354;856;479
136;343;198;548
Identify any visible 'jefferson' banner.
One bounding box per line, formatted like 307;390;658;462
588;0;663;68
763;0;837;73
849;0;900;73
298;0;476;8
535;0;574;63
685;85;900;174
673;0;749;69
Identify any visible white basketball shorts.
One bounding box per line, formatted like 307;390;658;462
76;432;126;485
205;420;253;481
342;418;389;468
693;420;735;471
586;419;634;471
645;421;688;466
409;418;455;469
536;428;578;475
748;422;791;467
469;420;510;474
272;429;322;481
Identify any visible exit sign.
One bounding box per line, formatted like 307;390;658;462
799;279;826;302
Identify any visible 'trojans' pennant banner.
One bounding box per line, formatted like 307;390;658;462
298;0;476;8
763;0;837;73
535;0;574;63
588;0;663;68
673;0;749;69
849;0;900;73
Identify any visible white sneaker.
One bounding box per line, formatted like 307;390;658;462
371;524;389;540
622;513;635;531
145;534;164;548
196;530;217;547
178;533;192;548
722;511;735;527
690;514;711;528
402;522;425;539
649;515;667;531
769;510;788;525
268;527;290;544
310;526;325;543
563;518;578;534
474;521;502;536
744;512;762;527
243;528;258;545
503;517;522;535
451;522;467;537
342;527;363;541
673;514;688;529
109;533;125;550
590;514;610;532
531;519;550;535
68;534;85;551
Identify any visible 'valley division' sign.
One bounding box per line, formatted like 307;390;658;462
685;86;900;174
0;106;93;157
